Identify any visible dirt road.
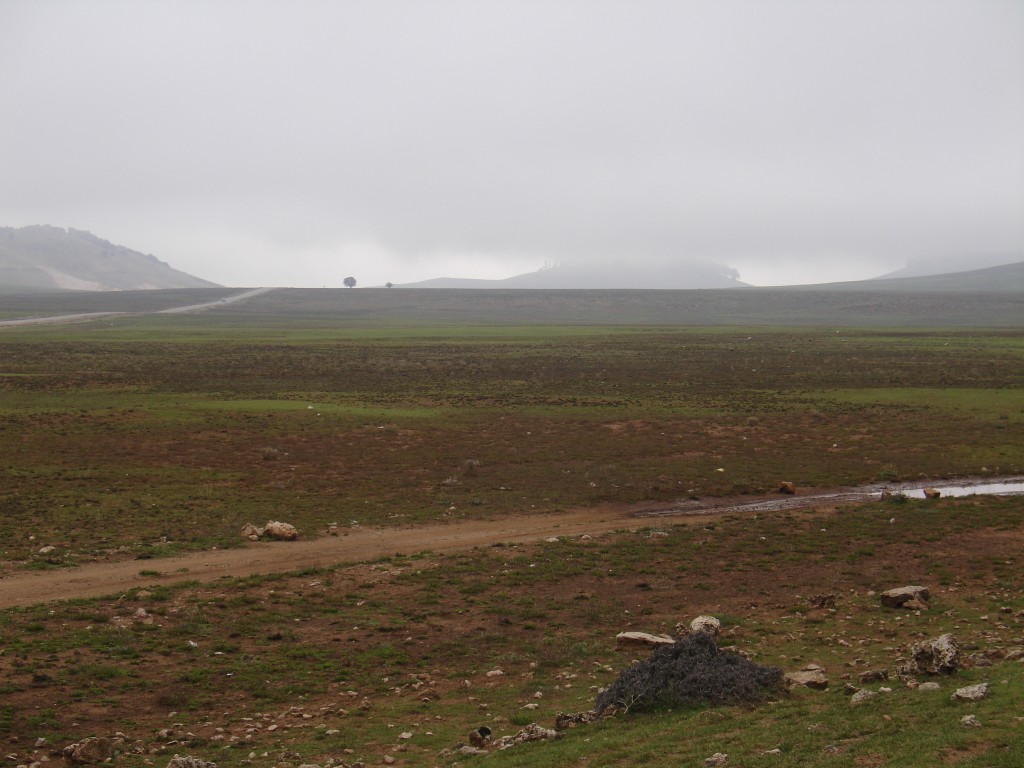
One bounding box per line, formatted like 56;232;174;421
2;478;1020;609
0;504;657;608
0;287;275;327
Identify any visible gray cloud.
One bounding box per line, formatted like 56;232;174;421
1;0;1021;287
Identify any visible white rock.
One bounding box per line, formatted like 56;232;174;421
690;615;722;637
952;683;989;702
850;689;879;706
263;521;298;541
615;631;675;649
880;585;930;609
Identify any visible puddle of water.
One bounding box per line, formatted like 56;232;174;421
895;481;1024;499
638;476;1024;518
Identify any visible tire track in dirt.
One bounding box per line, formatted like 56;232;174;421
0;507;642;608
0;287;275;327
2;478;1020;609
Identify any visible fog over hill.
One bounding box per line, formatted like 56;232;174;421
876;252;1024;280
395;260;747;289
792;260;1024;293
0;225;219;292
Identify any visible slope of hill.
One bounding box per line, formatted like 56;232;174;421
877;252;1023;279
794;260;1024;293
397;260;748;289
0;225;219;292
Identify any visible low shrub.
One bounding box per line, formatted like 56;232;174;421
595;632;784;713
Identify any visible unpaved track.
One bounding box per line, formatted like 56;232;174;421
2;478;1020;610
0;483;924;609
0;505;658;608
0;287;275;327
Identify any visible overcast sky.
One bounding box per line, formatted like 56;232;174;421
2;0;1022;287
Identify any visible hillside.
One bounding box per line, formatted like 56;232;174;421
877;252;1023;279
397;260;748;289
0;225;219;291
793;260;1024;293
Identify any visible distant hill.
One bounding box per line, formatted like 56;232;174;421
396;260;748;289
793;260;1024;293
877;252;1023;279
0;225;219;292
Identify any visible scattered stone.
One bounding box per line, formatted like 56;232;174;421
614;631;675;649
485;669;504;677
62;738;121;767
880;489;907;502
880;586;930;609
960;715;981;728
263;521;298;541
553;708;615;730
897;633;960;677
38;545;56;555
467;727;492;748
807;594;836;610
239;523;263;541
763;748;782;755
492;724;559;750
918;681;941;692
443;745;487;757
858;669;888;684
786;665;829;690
777;482;796;495
843;683;860;696
704;753;729;767
923;488;941;499
689;616;721;638
166;757;217;768
952;683;989;702
850;689;879;706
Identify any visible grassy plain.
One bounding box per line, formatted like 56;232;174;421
0;293;1023;766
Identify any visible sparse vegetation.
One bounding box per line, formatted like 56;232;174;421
0;293;1022;766
595;632;785;713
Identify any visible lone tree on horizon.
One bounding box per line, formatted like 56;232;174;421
343;276;356;288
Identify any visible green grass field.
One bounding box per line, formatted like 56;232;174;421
1;295;1022;766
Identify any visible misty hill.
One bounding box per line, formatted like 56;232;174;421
396;260;748;289
0;225;219;292
794;260;1024;293
877;252;1023;280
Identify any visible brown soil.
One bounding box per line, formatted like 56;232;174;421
0;490;843;609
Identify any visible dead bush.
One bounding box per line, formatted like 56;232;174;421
595;632;784;713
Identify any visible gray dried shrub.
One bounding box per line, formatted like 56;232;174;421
595;632;784;713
